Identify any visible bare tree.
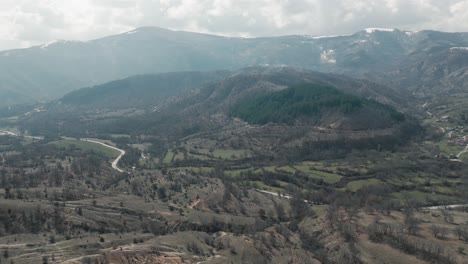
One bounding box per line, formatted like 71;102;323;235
454;225;468;241
430;224;448;239
430;224;442;238
439;226;449;239
441;210;454;224
326;203;338;228
274;202;287;222
403;207;420;235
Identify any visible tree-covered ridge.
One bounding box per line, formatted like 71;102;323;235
230;83;404;125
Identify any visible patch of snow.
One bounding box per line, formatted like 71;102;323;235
321;49;336;64
405;31;418;36
125;29;139;35
309;35;343;39
24;108;45;116
353;40;368;44
364;28;396;33
450;47;468;51
40;40;59;49
40;40;81;49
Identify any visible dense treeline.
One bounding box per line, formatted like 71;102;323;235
20;109;203;143
230;83;405;126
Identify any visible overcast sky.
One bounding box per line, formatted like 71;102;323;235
1;0;468;51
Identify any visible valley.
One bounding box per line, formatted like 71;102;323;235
0;27;467;264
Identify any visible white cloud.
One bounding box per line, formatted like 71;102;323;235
446;0;468;31
0;0;467;50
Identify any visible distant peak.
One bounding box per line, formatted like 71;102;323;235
119;27;178;37
364;28;397;33
124;26;173;33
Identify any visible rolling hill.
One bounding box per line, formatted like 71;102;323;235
16;68;419;160
58;71;229;111
229;83;404;130
1;27;468;106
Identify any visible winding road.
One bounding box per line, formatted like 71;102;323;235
0;130;43;140
80;139;126;173
257;189;292;199
457;144;468;159
422;204;468;210
256;189;311;203
257;189;468;210
0;130;17;136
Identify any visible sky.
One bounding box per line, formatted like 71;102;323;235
1;0;468;51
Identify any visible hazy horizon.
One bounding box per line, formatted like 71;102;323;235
2;25;468;53
1;0;468;51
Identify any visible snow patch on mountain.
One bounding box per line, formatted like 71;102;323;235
125;30;139;35
40;40;82;49
321;49;336;64
353;40;368;44
450;47;468;51
405;31;418;36
365;28;396;33
309;35;343;39
40;40;60;49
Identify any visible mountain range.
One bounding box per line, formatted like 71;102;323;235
1;27;468;106
18;67;417;154
2;25;468;264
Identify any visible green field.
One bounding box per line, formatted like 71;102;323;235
110;134;130;138
391;190;456;204
251;181;283;192
49;140;120;158
197;149;251;160
346;179;383;192
162;148;250;163
436;140;463;156
306;170;342;184
294;164;342;184
163;149;175;163
276;166;296;174
254;166;277;173
173;151;185;161
168;167;214;173
224;168;254;177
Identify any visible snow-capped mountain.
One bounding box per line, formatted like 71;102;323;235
1;27;468;105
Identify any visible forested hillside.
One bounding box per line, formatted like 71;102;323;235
230;83;405;127
60;71;230;110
